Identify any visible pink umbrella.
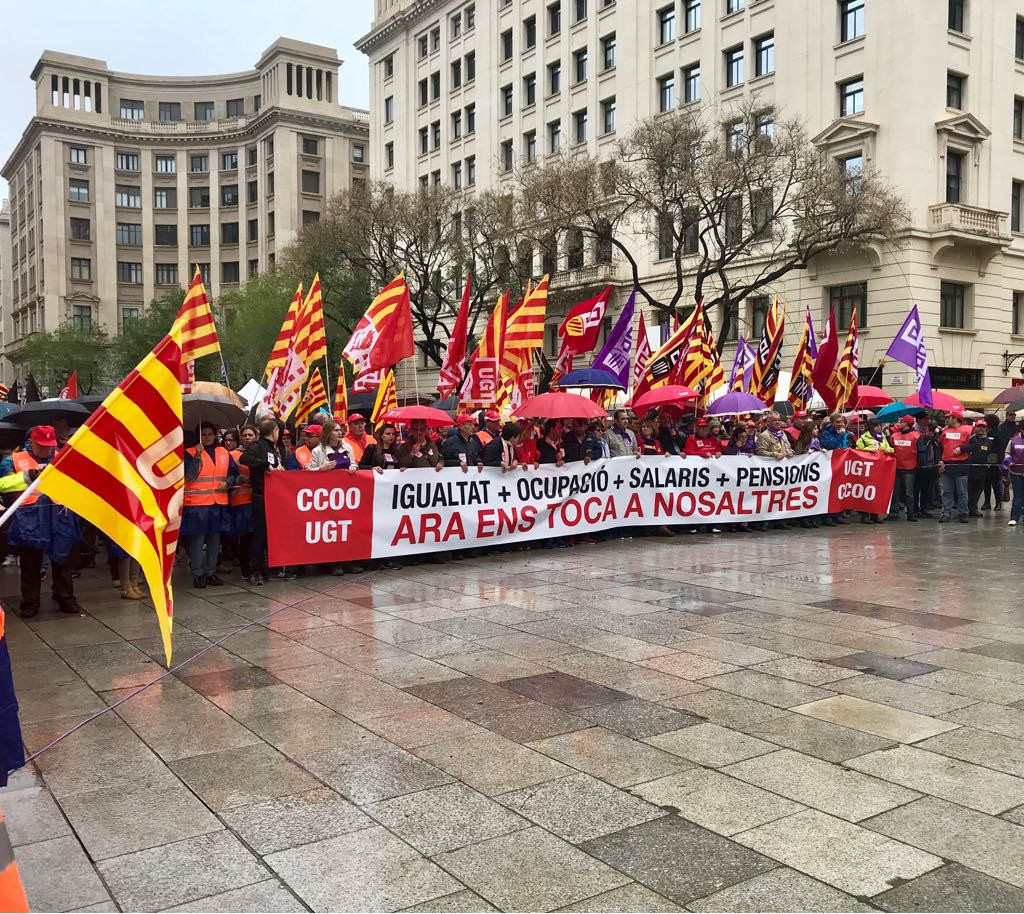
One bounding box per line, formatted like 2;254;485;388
381;405;455;427
514;392;607;419
629;385;701;413
853;385;892;408
905;391;963;412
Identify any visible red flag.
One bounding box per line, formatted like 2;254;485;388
343;274;415;373
58;370;78;400
461;291;507;409
812;309;840;411
437;273;472;398
631;312;652;396
558;286;612;356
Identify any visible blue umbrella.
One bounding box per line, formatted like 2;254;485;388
558;368;626;390
875;400;924;421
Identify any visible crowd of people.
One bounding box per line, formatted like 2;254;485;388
0;401;1018;616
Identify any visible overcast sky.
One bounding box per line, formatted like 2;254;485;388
1;0;373;197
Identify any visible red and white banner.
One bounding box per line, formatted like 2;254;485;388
265;450;894;565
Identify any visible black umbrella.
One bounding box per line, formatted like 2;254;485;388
75;394;107;412
0;422;27;450
1006;397;1024;414
6;399;91;428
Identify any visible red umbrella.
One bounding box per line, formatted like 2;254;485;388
853;385;892;408
905;390;963;412
629;385;701;413
514;392;607;419
381;405;454;427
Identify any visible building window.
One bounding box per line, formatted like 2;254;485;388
751;188;773;236
452;110;463;138
248;259;259;279
221;184;238;206
948;0;965;32
69;217;90;240
246;180;257;203
431;25;441;50
946;150;964;203
1014;180;1023;233
465;5;475;32
190;224;210;247
575;0;587;20
71;304;92;330
682;209;699;253
222;261;240;283
69;146;87;165
246;146;257;166
453;161;463;189
947;71;964;109
725;46;744;87
524;14;537;48
418;33;429;58
501;139;514;171
502;84;513;116
121;306;140;325
155;263;179;285
839;152;863;189
115;185;141;208
221;151;238;170
549;119;562;152
432;169;442;186
1015;98;1023;140
684;0;701;33
1015;292;1024;336
155;224;177;245
601;97;616;134
683;63;701;103
466;51;476;82
839;77;864;116
940;281;966;328
840;0;864;42
658;73;675;112
419;78;429;107
154;187;176;209
385;141;395;170
70;257;91;280
419;126;429;155
525;130;538;162
754;33;775;77
116;223;142;245
452;59;463;88
574;108;588;143
727;0;743;12
451;11;462;38
524;72;537;107
574;48;588;83
158;102;181;122
117;261;142;284
155;154;176;173
1017;16;1024;59
221;222;239;244
432;120;441;149
190;154;209;173
657;214;674;259
602;33;616;69
467;155;476;185
829;281;867;328
658;5;675;45
726;121;744;157
247;218;258;242
69;179;89;203
384;96;394;123
302;170;321;194
549;1;561;35
383;54;395;79
502;29;513;60
267;172;275;195
466;103;476;133
431;71;441;100
194;101;214;121
725;196;743;246
549;61;562;94
120;98;144;120
189;186;210;209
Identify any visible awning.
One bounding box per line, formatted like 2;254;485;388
937;389;993;409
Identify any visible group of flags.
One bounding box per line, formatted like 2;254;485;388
262;276;329;420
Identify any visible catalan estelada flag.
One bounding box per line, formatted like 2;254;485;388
294;274;328;368
343;274;415;373
265;285;303;374
371;368;398;423
295;368;328;426
333;360;349;421
175;267;220;362
36;324;185;665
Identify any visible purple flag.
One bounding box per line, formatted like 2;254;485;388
805;309;819;360
591;287;636;387
885;305;933;408
728;336;756;392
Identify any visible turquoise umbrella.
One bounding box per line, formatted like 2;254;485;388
875;400;923;421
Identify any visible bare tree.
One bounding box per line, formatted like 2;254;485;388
514;98;910;344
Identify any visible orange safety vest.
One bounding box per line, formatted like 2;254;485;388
228;449;252;507
11;452;40;506
184;446;230;507
475;430;494;447
293;445;313;468
343;434;375;463
0;808;27;913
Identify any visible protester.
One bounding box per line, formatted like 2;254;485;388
537;419;566;465
475;409;502;449
515;421;541;466
0;426;82;617
286;424;320;469
938;411;973;523
890;415;920;521
657;412;684;455
853;418;894;523
637;419;665;455
182;422;238;588
1004;418;1024;526
398;419;444;469
915;416;941;517
227;425;257;579
360;423;403;471
684;417;721;457
482;422;522;469
963;419;998;517
589;420;611;460
755;412;795;460
343;414;376;463
240;417;283;585
442;413;484;470
309;421;355;470
563;418;598;463
607;409;638;457
723;425;752;456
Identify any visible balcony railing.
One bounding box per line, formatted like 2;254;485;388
110;115;251;134
549;261;620;287
928;203;1007;239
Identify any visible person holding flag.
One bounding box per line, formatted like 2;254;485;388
182;422;239;589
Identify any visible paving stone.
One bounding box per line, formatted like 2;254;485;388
2;784;71;847
16;835;111;914
723;748;920;822
578;698;704;739
244;706;377;756
433;826;631;911
699;670;835;708
662;688;791;729
527;726;691;787
903;669;1024;704
687;867;875;912
941;701;1024;740
645;722;777;768
361;705;485;749
631;767;804;836
791;694;960;742
639;653;741;680
872;863;1024;912
916;727;1024;777
967;641;1024;664
501;671;633;710
163;879;307;912
747;714;896;762
401;889;499;912
847;745;1024;815
865;796;1024;888
497;772;665;842
266;826;461;912
830;674;976;715
750;657;863;686
476;701;591;742
734;808;942;896
555;883;683;912
405;676;533;722
174;665;281;696
907;649;1024;685
579;815;775;905
217;787;374;855
97;831;268;912
366;783;529;854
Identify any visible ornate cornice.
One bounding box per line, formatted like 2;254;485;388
355;0;451;55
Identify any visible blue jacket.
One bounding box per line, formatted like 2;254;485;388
820;426;851;450
3;453;82;561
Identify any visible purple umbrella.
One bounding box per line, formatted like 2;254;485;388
705;391;768;416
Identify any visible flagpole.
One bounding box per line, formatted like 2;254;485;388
0;476;44;532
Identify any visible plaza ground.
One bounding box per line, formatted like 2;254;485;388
7;515;1024;912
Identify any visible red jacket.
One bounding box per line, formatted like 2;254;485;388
515;437;540;464
685;434;722;457
890;430;920;470
939;425;973;463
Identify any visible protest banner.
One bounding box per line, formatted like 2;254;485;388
265;450;895;565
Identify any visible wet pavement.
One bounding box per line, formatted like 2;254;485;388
7;514;1024;912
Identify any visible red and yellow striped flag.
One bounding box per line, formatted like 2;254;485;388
788;309;815;410
503;275;548;351
371;369;398;423
343;274;415;373
36;324;185;665
175;267;220;362
294;274;328;368
265;285;303;374
751;297;786;404
333;360;348;421
833;309;860;409
295;368;328;426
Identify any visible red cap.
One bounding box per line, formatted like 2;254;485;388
901;415;916;424
793;410;808;418
948;406;964;418
975;419;988;427
304;424;322;437
484;409;501;422
348;413;366;422
695;417;710;427
30;425;57;447
455;412;476;425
